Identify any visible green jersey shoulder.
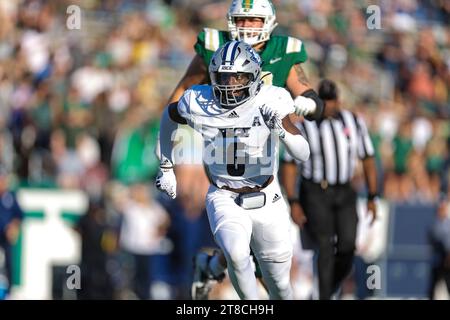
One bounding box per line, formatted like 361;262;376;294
194;28;308;88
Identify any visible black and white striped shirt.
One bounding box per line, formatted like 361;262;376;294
284;110;375;185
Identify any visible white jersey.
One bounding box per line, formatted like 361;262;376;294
177;84;294;189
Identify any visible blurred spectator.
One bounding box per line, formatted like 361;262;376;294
0;131;14;175
77;134;109;201
50;129;84;188
62;87;94;148
118;183;170;299
428;137;450;299
75;199;117;300
0;166;24;299
111;107;160;185
429;201;450;299
384;121;414;201
425;132;447;201
71;60;113;104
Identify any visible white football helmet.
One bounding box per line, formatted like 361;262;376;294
227;0;278;45
209;40;262;108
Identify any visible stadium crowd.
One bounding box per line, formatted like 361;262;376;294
0;0;448;299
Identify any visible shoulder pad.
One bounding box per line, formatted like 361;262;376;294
286;37;304;54
203;28;221;52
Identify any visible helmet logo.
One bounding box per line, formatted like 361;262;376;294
242;0;253;11
219;65;234;71
245;46;261;65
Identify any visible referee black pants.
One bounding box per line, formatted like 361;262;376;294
300;180;358;300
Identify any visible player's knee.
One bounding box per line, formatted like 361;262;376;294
275;274;291;291
223;247;250;271
336;237;356;254
229;254;250;271
270;278;293;300
317;235;335;252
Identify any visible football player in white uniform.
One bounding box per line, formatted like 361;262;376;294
156;41;310;299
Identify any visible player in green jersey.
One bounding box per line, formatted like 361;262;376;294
193;24;307;90
169;1;323;119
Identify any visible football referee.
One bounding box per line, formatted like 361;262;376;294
281;79;378;300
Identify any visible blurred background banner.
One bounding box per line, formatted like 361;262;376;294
0;0;448;300
13;189;87;299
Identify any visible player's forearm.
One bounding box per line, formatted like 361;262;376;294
281;161;298;199
363;156;378;197
287;64;324;121
159;106;178;166
281;132;310;162
168;86;187;104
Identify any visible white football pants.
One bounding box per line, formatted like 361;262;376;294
206;179;293;300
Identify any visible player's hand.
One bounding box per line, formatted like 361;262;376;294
293;95;316;117
156;164;177;199
290;202;307;228
5;219;21;244
367;199;377;226
259;105;286;138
